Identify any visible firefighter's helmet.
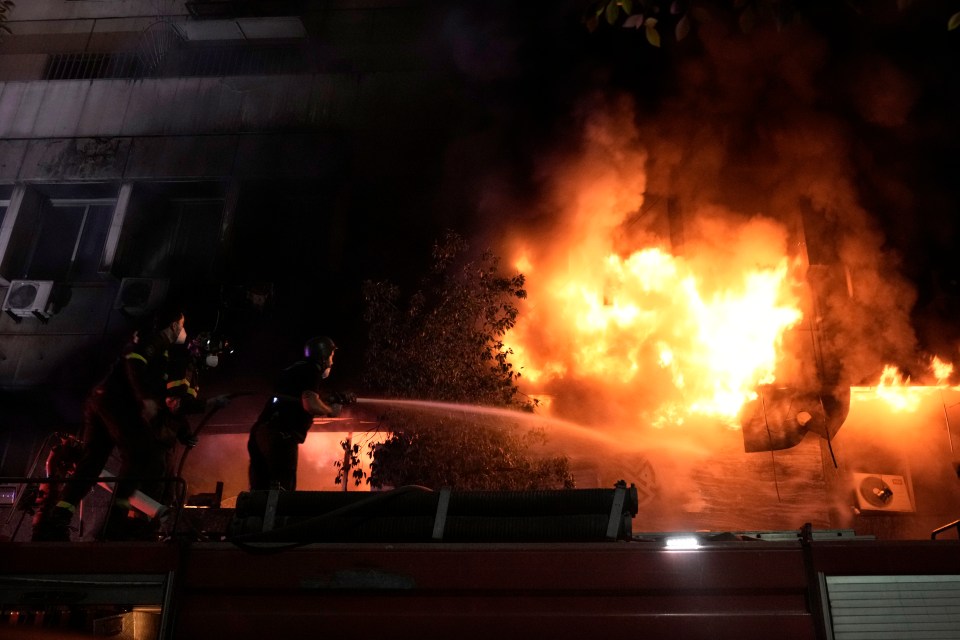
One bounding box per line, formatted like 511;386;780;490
304;336;337;364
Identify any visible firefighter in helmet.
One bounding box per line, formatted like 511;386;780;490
31;306;189;541
247;336;345;491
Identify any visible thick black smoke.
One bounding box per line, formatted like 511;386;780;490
431;2;960;390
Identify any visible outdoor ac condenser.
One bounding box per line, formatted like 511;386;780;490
2;280;55;318
114;278;168;315
852;472;915;513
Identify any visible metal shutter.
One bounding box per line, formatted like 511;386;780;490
825;574;960;640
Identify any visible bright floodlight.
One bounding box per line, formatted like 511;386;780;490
664;535;701;549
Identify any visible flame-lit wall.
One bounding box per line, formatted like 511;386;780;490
512;386;960;539
829;387;960;538
58;384;955;542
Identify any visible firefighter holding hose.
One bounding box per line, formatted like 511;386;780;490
247;336;354;491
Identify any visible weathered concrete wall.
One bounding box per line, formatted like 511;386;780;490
0;75;358;138
0;0;439;431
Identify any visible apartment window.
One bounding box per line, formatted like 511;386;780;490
26;200;114;281
158;199;225;281
114;183;225;282
3;184;119;282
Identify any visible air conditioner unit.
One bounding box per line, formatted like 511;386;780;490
114;278;168;315
2;280;55;319
852;472;915;513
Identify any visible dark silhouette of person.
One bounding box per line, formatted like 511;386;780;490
247;336;341;491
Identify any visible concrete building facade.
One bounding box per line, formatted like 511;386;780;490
0;0;462;491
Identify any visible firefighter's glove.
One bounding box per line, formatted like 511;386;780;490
329;391;357;405
177;431;199;448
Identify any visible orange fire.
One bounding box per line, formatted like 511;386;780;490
872;365;924;413
854;357;958;413
495;108;948;433
504;241;803;428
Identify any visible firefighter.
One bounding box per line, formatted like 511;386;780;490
247;336;343;491
31;306;189;542
154;341;230;507
25;433;83;537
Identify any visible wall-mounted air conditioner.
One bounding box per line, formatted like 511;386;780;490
852;472;915;513
2;280;55;320
114;278;168;315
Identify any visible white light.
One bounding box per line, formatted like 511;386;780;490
664;535;701;549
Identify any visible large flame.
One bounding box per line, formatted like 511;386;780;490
504;237;803;428
853;357;958;414
494;108;949;434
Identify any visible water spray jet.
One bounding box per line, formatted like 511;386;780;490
354;397;622;447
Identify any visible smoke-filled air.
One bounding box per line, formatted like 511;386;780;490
469;14;958;451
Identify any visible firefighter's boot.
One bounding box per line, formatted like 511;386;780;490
31;505;74;542
100;507;158;542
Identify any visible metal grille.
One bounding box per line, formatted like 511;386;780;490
43;52;142;80
43;44;307;81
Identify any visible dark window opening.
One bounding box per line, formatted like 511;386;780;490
23;200;115;282
114;185;226;285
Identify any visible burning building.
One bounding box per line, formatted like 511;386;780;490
470;31;960;539
1;0;959;542
2;2;960;638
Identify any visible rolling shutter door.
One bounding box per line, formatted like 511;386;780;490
825;575;960;640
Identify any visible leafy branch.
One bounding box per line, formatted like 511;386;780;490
583;0;960;48
356;231;573;491
361;230;531;407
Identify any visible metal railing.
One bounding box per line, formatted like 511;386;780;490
931;519;960;540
